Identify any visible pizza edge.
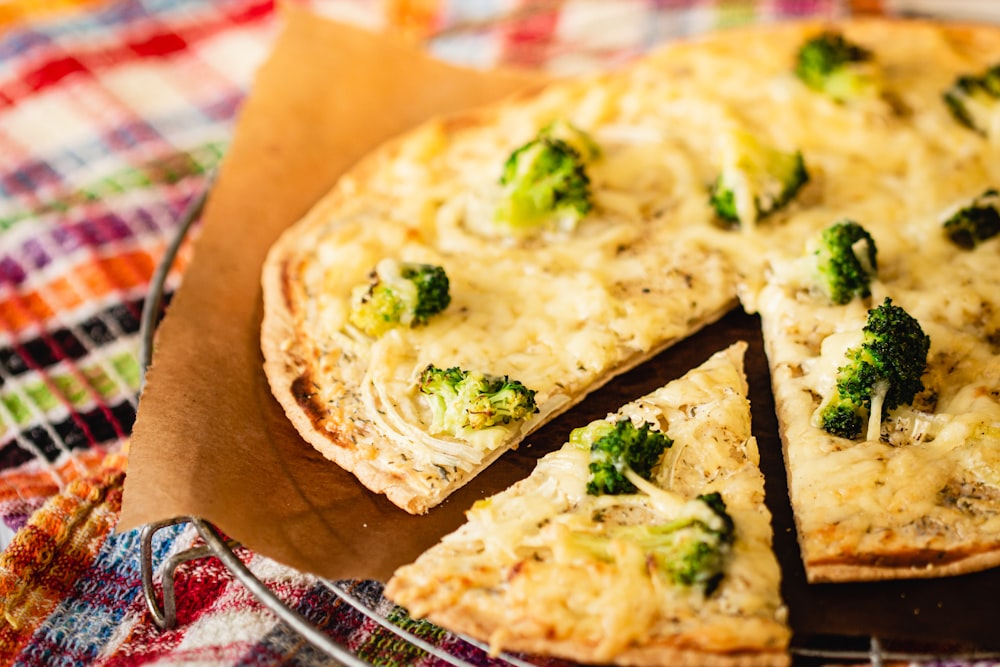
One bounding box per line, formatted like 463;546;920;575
419;607;790;667
260;18;1000;540
259;108;529;514
804;548;1000;584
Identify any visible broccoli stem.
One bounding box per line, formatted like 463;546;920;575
866;379;889;442
623;469;726;533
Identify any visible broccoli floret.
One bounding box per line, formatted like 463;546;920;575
349;259;450;337
795;31;880;102
812;220;878;304
942;188;1000;249
495;123;596;234
943;64;1000;137
819;394;867;440
561;492;734;592
569;418;672;495
539;119;602;162
418;365;537;435
709;130;809;227
819;298;930;441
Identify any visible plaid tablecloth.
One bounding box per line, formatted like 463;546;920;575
6;0;987;664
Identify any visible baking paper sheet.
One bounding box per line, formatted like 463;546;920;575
120;5;546;580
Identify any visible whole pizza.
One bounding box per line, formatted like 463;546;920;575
261;19;1000;655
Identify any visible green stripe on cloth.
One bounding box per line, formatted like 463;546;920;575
0;352;140;429
715;0;758;27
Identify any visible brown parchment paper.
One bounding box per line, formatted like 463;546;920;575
118;5;547;582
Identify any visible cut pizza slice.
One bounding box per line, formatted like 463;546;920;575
758;211;1000;581
384;343;790;667
260;108;742;514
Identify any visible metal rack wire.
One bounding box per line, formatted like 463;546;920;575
136;183;1000;667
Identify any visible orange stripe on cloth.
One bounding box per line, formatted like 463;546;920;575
0;0;113;33
0;247;165;334
0;453;126;662
384;0;444;39
0;448;111;507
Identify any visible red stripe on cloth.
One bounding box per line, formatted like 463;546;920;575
23;55;87;90
0;323;107;460
225;0;275;24
98;546;255;667
499;0;565;68
128;30;189;58
0;0;275;109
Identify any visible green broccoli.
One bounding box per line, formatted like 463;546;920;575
812;220;878;304
495;123;597;234
348;259;450;337
418;365;537;435
539;119;601;162
819;297;931;441
795;30;880;102
568;418;672;495
943;64;1000;137
709;130;809;228
818;396;867;441
942;188;1000;249
561;492;734;591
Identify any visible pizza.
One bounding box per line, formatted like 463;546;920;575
384;343;791;667
261;16;1000;588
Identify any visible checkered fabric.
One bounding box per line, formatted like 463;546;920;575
0;0;913;664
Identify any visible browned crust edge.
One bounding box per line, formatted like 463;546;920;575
382;343;791;665
805;546;1000;584
405;584;790;667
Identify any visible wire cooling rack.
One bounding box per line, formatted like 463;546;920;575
136;183;1000;667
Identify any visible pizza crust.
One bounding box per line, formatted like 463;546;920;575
770;357;1000;584
805;548;1000;584
422;608;788;667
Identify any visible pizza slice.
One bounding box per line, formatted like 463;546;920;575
757;196;1000;582
260;107;742;514
384;343;790;666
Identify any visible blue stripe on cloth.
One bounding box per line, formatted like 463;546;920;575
0;27;54;64
11;523;187;666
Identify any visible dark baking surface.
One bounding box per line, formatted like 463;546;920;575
539;306;1000;660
